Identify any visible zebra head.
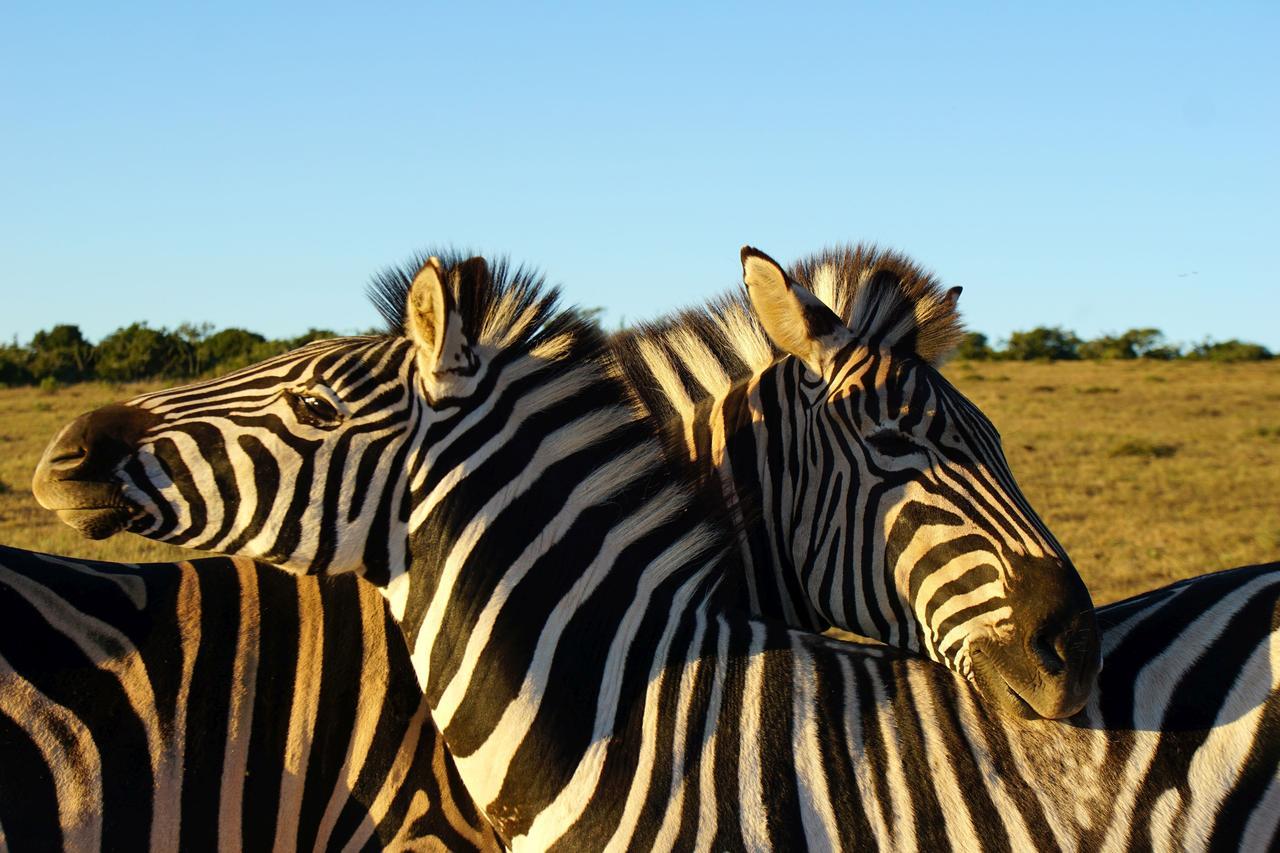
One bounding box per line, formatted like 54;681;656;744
737;246;1100;718
32;254;595;588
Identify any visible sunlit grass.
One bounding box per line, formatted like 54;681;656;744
944;359;1280;602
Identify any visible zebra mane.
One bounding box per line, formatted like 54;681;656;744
612;244;965;424
367;249;605;360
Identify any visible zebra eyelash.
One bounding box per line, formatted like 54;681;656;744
284;388;344;428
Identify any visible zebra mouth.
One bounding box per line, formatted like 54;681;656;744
969;644;1086;721
52;506;137;540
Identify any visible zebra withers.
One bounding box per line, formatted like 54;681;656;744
615;245;1100;718
0;545;500;852
32;252;1280;849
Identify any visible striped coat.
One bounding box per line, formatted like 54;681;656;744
0;545;499;852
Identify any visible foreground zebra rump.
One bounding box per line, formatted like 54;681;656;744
31;252;1280;849
0;545;500;851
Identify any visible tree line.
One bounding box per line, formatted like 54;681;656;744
0;322;1273;389
0;323;342;388
957;327;1272;363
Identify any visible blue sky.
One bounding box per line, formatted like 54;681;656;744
3;2;1277;349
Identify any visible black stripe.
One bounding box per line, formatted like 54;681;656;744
241;565;300;848
0;706;64;850
296;575;364;852
178;561;241;848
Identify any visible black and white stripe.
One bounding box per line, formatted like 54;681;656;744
33;251;1280;849
0;544;500;852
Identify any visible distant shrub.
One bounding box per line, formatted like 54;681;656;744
954;332;993;361
1111;439;1178;459
29;324;94;383
38;376;61;393
194;327;269;374
1003;327;1082;361
1188;339;1273;363
0;343;32;387
1079;328;1179;361
287;329;338;348
94;323;195;382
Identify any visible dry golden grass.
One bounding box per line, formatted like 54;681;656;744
2;361;1278;603
942;360;1280;602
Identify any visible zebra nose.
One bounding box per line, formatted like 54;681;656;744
997;550;1101;716
36;404;160;483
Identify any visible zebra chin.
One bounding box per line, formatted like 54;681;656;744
51;506;136;540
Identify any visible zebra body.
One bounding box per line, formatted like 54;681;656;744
0;544;499;852
5;546;1276;851
31;251;1280;849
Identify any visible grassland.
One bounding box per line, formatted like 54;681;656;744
2;360;1278;603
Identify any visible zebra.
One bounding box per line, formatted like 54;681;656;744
12;242;1090;845
0;544;500;852
31;251;1280;849
613;245;1105;718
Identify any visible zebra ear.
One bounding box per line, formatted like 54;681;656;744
741;246;854;373
406;257;478;398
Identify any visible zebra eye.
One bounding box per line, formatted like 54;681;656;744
287;390;342;427
867;429;920;458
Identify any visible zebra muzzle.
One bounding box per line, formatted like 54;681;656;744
31;403;159;539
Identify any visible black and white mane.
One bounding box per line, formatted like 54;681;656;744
612;244;966;425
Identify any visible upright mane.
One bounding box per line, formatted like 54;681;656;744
612;244;965;424
368;249;604;357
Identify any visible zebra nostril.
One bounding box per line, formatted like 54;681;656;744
47;445;89;472
1032;626;1068;676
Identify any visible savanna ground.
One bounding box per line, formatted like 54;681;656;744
1;360;1277;604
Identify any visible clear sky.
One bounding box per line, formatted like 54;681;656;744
3;2;1277;349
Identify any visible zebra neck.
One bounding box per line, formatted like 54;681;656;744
388;405;731;836
689;360;831;630
383;378;732;693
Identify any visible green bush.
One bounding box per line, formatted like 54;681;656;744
1003;327;1082;361
1188;339;1273;363
94;323;195;382
0;343;32;387
954;332;993;361
29;324;94;383
194;327;268;374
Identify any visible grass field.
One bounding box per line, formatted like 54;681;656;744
2;360;1278;604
